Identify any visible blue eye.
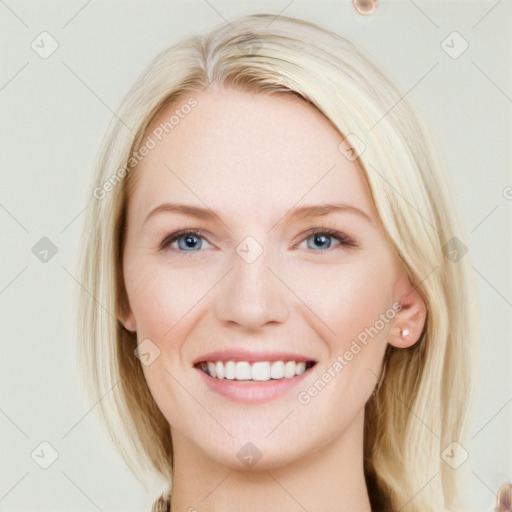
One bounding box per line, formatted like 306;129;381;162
160;230;210;252
160;228;355;254
306;233;335;250
302;229;354;251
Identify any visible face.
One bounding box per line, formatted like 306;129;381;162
121;86;424;470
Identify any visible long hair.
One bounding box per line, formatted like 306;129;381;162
75;13;479;511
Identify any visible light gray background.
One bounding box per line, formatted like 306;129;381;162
1;1;511;511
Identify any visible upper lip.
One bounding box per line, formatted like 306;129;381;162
193;350;318;365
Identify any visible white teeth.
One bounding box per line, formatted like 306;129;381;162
199;360;313;381
252;361;271;381
207;362;217;378
234;361;252;380
284;361;296;378
270;361;285;379
295;362;306;376
215;361;225;379
225;361;235;380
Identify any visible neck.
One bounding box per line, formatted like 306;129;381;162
169;408;372;512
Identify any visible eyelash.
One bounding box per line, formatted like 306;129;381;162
159;228;356;254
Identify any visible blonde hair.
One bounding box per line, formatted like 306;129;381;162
76;13;479;511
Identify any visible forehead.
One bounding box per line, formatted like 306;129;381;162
129;86;375;223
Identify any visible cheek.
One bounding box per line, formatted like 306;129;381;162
288;256;394;402
124;258;204;338
291;257;395;344
124;260;201;426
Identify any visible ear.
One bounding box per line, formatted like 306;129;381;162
119;305;137;332
388;277;427;349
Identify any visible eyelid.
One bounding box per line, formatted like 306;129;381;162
159;228;213;251
159;226;357;253
298;227;356;246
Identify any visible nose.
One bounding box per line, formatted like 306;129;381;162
213;246;290;330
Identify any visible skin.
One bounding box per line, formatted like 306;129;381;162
121;85;427;512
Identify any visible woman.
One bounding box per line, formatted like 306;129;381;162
76;13;479;511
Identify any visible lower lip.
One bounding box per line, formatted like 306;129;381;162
194;366;313;404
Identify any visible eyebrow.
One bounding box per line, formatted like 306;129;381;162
144;202;373;225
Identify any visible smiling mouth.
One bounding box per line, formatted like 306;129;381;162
194;360;317;381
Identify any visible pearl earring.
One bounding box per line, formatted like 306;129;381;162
400;328;410;339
